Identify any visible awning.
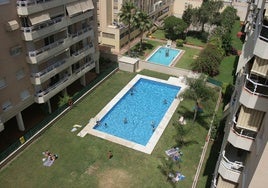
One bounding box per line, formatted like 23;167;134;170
80;0;94;12
66;2;83;17
48;6;64;18
217;175;237;188
237;105;264;132
6;20;19;31
251;57;268;78
29;12;50;25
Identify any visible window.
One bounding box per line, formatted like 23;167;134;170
0;0;9;5
20;90;30;101
0;77;7;89
102;32;115;39
16;68;25;80
10;45;22;56
2;100;12;111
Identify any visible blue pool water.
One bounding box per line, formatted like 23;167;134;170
94;78;181;146
147;47;181;66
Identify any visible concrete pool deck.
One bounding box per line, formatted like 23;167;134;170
78;74;187;154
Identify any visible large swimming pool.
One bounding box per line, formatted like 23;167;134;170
146;46;182;66
85;75;184;154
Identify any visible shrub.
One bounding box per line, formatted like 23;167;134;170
176;39;184;47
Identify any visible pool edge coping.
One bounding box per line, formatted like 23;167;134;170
78;74;187;154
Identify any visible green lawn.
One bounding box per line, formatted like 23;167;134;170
175;46;202;70
231;20;243;51
214;56;237;84
151;29;166;40
185;36;206;47
0;70;217;188
128;39;163;59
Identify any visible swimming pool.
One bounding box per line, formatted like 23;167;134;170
84;75;184;154
146;46;182;66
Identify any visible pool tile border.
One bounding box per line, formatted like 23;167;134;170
78;74;187;154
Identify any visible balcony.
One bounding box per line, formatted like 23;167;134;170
66;11;93;26
240;74;268;111
21;16;66;41
30;58;67;84
245;76;268;96
31;45;93;84
16;0;77;15
254;20;268;59
71;44;94;59
228;117;255;151
218;146;247;183
34;61;95;103
69;26;94;41
26;29;94;64
27;37;67;64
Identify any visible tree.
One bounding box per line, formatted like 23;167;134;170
220;6;238;31
58;93;72;107
134;11;152;52
182;75;214;121
182;7;193;27
163;16;187;40
119;1;137;56
191;44;224;76
192;0;223;31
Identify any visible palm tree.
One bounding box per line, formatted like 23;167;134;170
118;1;137;56
134;11;152;52
181;74;214;121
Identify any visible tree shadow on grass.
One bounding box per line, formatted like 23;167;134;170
130;43;154;57
157;157;177;188
176;106;211;130
187;31;208;43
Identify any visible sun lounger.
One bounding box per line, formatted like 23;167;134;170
43;158;54;167
172;172;185;182
165;147;179;157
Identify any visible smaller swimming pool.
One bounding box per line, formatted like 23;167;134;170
146;46;182;66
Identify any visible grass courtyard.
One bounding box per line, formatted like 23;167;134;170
0;70;217;188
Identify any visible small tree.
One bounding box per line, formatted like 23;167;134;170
58;93;72;107
163;16;187;40
191;44;224;76
182;75;214;121
134;11;152;52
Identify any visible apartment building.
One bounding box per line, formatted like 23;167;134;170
212;0;268;187
173;0;203;18
0;0;99;137
97;0;173;54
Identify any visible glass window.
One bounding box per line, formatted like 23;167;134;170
0;77;7;89
0;0;9;5
16;68;25;80
10;45;22;56
20;90;30;101
2;100;12;111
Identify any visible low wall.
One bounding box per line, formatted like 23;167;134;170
138;60;193;77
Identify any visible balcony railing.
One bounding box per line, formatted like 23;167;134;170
221;151;244;173
21;16;63;33
28;38;65;57
71;44;93;57
244;74;268;97
73;61;94;74
259;23;268;42
17;0;54;7
69;26;93;38
31;59;67;78
232;117;257;139
35;75;69;97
